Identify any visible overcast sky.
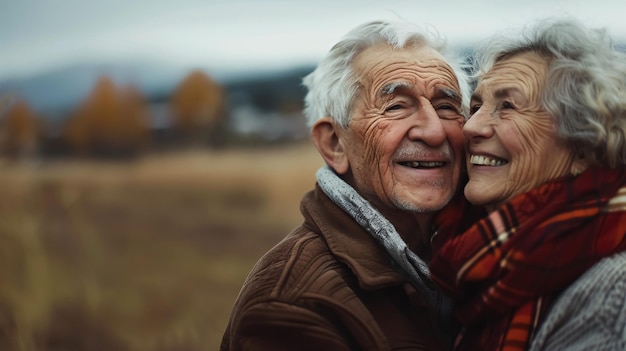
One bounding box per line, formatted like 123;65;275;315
2;0;625;81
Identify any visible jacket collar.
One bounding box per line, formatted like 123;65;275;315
312;166;452;317
300;183;407;289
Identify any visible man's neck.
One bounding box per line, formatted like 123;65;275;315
384;211;434;261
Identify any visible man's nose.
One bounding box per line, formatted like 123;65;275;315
407;100;446;146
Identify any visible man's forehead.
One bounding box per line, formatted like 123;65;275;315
352;43;460;98
380;81;461;101
354;42;451;69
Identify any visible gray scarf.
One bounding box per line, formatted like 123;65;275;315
316;166;454;338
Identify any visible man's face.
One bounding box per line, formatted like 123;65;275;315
337;42;465;215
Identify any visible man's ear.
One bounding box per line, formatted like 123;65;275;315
311;117;349;174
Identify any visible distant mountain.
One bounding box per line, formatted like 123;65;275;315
0;61;189;116
0;60;315;120
225;65;314;112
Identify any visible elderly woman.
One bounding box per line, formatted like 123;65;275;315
429;19;626;351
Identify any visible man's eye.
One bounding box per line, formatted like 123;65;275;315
436;104;462;120
436;104;457;111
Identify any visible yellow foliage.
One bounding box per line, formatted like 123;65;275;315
170;70;224;133
64;76;150;156
0;100;40;159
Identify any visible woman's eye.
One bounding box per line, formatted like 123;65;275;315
501;101;515;109
469;104;481;115
385;104;403;112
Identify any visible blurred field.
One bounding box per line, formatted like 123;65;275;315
0;142;324;351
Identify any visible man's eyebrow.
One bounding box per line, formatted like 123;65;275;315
380;81;413;96
436;87;462;103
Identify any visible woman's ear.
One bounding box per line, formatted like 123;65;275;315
311;117;349;174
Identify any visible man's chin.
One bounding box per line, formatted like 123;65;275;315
393;194;453;213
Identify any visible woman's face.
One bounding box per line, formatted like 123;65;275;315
463;51;576;211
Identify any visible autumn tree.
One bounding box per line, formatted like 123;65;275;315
0;99;41;160
118;84;151;152
170;70;225;145
64;76;150;157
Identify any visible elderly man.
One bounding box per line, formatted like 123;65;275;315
221;20;470;351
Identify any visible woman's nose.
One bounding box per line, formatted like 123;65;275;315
463;107;493;139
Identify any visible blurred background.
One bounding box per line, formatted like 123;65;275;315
0;0;624;350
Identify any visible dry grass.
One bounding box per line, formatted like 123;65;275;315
0;142;324;350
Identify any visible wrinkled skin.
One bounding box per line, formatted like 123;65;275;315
464;51;577;211
313;42;465;249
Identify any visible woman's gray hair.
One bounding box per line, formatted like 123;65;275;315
472;18;626;168
302;20;471;129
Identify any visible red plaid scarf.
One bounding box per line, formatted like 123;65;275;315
430;167;626;351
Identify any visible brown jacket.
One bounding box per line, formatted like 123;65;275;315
220;185;448;350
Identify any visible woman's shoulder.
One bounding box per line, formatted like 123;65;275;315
529;252;626;350
579;252;626;325
577;251;626;290
551;251;626;322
